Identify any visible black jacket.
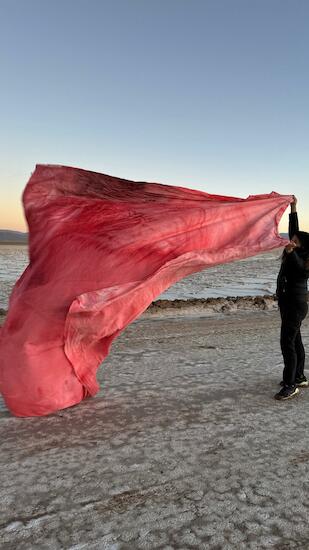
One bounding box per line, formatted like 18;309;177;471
276;212;309;301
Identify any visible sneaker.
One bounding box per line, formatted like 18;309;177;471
280;375;309;388
274;386;299;400
296;375;309;388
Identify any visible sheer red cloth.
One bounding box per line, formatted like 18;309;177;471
0;165;291;416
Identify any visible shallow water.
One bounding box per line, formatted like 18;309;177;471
162;249;282;300
0;244;29;309
0;244;282;309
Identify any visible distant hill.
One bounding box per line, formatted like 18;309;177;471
0;230;28;244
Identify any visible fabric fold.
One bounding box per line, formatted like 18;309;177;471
0;164;291;416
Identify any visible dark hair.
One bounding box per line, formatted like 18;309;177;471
294;231;309;255
281;230;309;263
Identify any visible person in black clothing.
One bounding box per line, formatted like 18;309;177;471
275;196;309;400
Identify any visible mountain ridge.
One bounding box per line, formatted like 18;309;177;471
0;230;28;243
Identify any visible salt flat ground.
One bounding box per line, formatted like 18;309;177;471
1;310;309;550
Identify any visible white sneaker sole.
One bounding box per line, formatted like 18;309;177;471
275;387;299;400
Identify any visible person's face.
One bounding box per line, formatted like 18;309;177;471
291;234;301;247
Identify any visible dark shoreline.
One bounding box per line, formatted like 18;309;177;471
146;294;278;316
0;294;278;322
151;294;276;309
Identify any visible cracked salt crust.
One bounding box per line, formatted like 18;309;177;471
1;310;309;549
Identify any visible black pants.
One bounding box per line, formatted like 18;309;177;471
279;297;308;387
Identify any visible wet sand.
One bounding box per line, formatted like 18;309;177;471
1;308;309;549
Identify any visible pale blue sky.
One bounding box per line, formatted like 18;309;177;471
0;0;308;230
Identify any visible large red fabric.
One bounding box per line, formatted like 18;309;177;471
0;165;291;416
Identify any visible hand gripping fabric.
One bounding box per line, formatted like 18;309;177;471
0;165;291;416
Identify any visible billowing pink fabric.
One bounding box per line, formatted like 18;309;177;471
0;165;291;416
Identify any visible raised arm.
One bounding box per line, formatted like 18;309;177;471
289;196;299;239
